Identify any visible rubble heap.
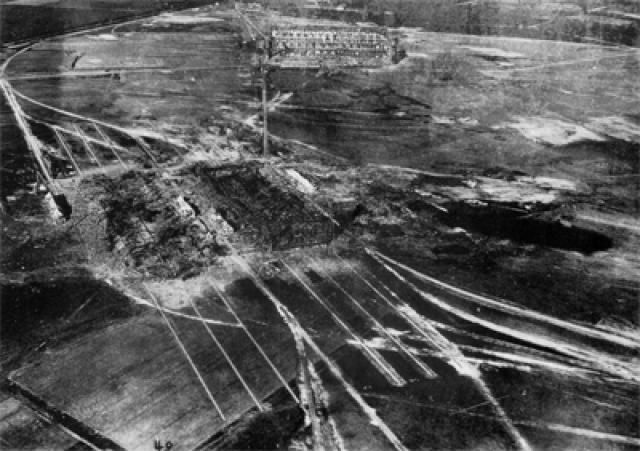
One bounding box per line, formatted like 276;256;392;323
89;162;333;278
95;170;227;278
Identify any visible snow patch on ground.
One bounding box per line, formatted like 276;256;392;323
458;46;526;59
143;278;207;309
285;168;316;194
87;34;118;41
577;210;640;234
586;116;640;143
82;58;104;66
506;116;606;146
269;91;293;111
43;193;63;221
350;337;390;349
124;127;165;140
152;14;224;25
124;126;189;150
432;115;456;125
432;115;479;126
519;176;578;191
433;175;578;205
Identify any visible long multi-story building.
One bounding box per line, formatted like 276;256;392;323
270;24;393;67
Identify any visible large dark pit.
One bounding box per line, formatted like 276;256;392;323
439;202;613;254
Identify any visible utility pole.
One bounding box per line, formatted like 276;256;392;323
258;32;272;155
261;0;270;156
262;54;269;156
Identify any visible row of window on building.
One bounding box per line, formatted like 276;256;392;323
275;40;387;50
278;48;388;58
272;29;387;44
271;28;390;59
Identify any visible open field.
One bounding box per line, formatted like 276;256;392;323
0;0;217;44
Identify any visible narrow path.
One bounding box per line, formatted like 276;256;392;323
331;251;532;451
369;249;640;350
233;255;409;451
281;260;407;387
368;250;640;383
307;256;438;380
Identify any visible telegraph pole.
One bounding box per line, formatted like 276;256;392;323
262;54;269;156
262;0;269;156
259;32;272;155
